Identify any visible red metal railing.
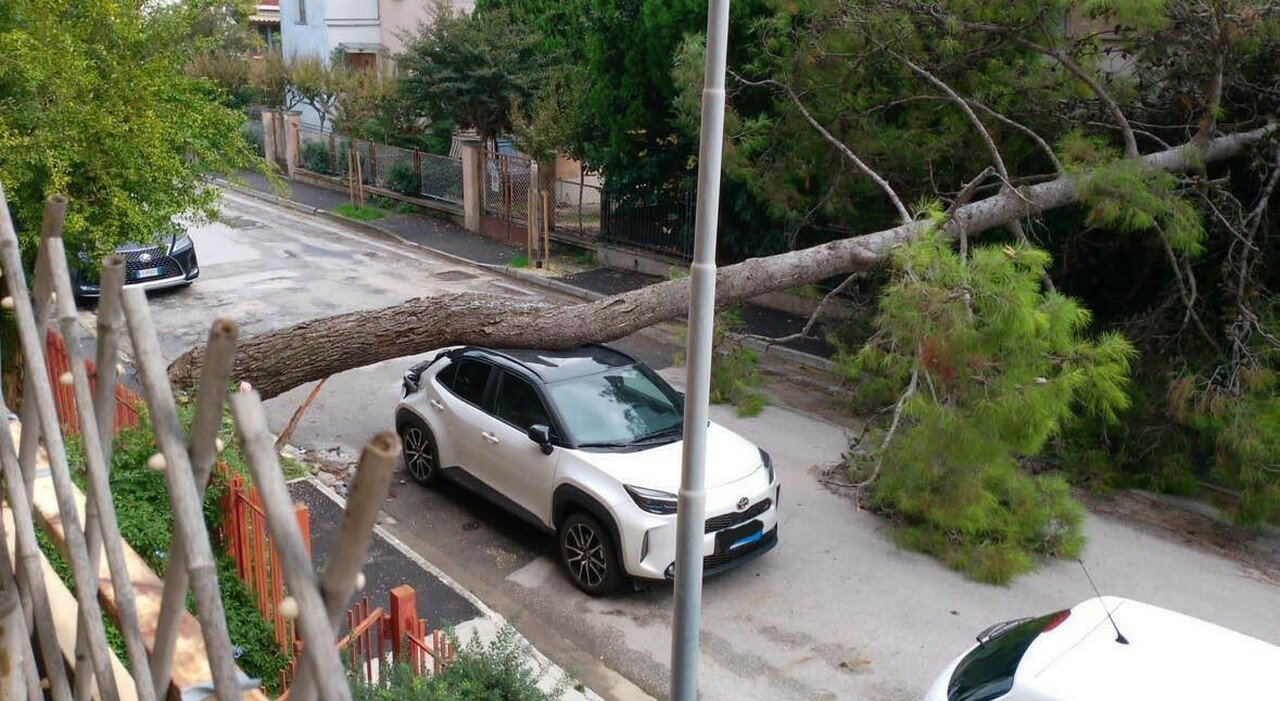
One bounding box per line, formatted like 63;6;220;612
44;330;141;433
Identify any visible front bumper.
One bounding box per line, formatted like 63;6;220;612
619;479;781;582
74;245;199;298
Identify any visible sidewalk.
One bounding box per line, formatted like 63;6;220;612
224;172;835;368
291;476;614;701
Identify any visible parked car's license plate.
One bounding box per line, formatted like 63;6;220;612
132;267;161;280
715;520;763;554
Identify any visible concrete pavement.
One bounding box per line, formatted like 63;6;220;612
130;183;1280;701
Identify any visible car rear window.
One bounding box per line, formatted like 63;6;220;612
948;611;1066;701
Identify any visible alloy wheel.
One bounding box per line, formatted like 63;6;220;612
402;425;436;483
563;521;609;589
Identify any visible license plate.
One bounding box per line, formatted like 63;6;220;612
715;519;763;554
131;267;161;280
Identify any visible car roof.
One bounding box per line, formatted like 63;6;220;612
1015;597;1280;700
465;345;639;383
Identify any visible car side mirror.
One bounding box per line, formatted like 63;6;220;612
527;424;554;455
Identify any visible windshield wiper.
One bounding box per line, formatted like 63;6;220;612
634;426;683;443
575;441;635;449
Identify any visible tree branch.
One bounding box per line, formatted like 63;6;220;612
168;125;1276;399
950;15;1140;157
729;70;913;224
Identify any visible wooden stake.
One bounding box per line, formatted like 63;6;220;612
150;318;239;701
121;289;241;701
230;393;353;701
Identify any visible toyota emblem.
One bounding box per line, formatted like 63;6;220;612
736;497;749;511
139;252;153;262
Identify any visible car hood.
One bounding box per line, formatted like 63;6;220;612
574;422;763;492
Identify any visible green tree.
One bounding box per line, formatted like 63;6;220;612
289;54;351;133
399;1;549;148
0;0;260;260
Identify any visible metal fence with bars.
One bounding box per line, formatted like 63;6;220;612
601;182;697;261
548;178;603;238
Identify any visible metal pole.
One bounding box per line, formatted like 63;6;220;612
669;2;731;699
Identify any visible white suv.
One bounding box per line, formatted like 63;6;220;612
925;596;1280;700
394;345;780;595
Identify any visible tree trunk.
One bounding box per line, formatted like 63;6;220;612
167;126;1273;400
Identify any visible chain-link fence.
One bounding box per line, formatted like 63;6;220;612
294;126;464;212
482;151;532;225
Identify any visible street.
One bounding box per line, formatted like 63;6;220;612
126;189;1280;701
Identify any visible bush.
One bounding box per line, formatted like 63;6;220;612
352;626;564;701
385;162;421;197
302;141;333;174
674;306;768;417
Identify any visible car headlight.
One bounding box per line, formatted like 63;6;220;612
170;234;193;254
624;485;678;515
759;448;774;484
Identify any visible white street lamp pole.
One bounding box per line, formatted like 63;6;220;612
669;1;731;699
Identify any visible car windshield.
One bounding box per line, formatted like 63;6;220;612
545;365;683;446
948;611;1066;701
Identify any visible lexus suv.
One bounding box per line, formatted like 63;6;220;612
72;230;199;298
926;596;1280;701
394;345;780;595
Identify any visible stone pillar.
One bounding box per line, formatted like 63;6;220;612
262;110;279;170
460;141;484;234
284;111;302;178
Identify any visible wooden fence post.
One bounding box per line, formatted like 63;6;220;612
387;585;416;665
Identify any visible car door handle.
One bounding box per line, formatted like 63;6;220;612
429;399;445;411
481;431;500;444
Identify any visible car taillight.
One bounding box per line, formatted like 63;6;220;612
1041;609;1071;633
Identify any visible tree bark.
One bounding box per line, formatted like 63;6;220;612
167;125;1274;400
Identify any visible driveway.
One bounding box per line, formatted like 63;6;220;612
124;189;1280;700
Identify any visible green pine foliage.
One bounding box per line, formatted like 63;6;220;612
842;231;1136;584
673;307;769;418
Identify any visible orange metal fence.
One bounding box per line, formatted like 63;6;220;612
214;461;310;687
44;330;141;433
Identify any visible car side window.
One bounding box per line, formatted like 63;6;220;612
441;358;491;406
493;372;552;433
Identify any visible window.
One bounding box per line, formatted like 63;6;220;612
545;365;683;446
441;359;491;407
296;0;306;24
947;611;1066;701
494;373;551;432
344;51;377;73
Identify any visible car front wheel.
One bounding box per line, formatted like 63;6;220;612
398;416;440;486
558;512;623;596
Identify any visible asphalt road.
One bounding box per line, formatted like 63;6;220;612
118;189;1280;701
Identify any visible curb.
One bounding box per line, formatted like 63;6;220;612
300;476;615;701
221;182;836;375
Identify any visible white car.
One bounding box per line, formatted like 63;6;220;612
925;596;1280;701
394;344;780;595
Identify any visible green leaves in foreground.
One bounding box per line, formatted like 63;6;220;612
843;233;1136;584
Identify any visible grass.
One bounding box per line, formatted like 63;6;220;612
334;203;386;221
507;254;531;269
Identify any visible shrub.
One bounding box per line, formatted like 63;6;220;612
351;626;564;701
385;162;421;197
674;307;769;417
302;141;333;174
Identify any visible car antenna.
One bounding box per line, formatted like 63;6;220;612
1078;559;1129;645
